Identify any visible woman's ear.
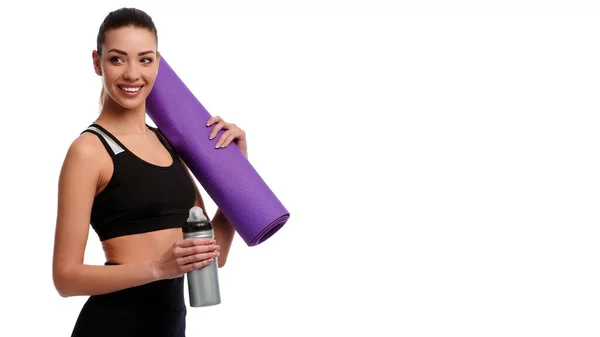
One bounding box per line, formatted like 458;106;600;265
154;51;161;75
92;50;102;76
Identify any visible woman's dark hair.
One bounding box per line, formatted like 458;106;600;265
97;7;158;55
96;8;158;107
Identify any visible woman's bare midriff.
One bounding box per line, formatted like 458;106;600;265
101;228;184;264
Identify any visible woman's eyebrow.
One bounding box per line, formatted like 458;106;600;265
107;49;155;56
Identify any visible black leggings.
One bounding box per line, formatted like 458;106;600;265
70;262;187;337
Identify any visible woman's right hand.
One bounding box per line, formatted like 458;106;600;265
153;238;220;280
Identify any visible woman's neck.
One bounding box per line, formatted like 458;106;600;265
95;99;149;135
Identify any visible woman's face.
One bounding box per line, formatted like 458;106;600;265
93;26;159;111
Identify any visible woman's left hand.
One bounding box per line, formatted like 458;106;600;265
206;116;248;159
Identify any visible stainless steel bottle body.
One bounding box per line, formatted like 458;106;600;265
184;230;221;307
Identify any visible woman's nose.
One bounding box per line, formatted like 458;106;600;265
123;63;140;81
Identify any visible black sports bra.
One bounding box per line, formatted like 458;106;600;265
81;123;196;241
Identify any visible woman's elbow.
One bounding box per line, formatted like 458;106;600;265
217;256;228;268
53;268;76;298
53;278;72;298
56;287;71;298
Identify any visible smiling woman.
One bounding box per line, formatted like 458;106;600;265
94;15;159;109
52;7;247;337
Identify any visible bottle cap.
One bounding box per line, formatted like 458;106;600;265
182;206;213;233
188;206;207;222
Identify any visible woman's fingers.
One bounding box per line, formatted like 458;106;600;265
209;123;226;140
216;128;245;148
207;116;244;147
206;116;223;127
181;259;214;273
215;130;233;148
156;238;219;279
178;251;220;266
175;243;219;257
207;116;227;140
175;237;215;248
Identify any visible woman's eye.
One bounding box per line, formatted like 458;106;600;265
141;58;153;64
110;56;124;63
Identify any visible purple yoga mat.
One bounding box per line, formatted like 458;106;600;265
146;56;290;246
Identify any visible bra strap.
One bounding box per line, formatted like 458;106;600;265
81;125;125;156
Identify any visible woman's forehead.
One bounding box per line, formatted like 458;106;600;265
103;26;156;51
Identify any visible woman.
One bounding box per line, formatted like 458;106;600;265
52;7;245;336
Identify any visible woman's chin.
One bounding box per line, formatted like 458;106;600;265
113;96;146;111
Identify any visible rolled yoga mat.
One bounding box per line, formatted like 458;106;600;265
146;56;290;246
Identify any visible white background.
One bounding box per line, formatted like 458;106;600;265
1;0;599;336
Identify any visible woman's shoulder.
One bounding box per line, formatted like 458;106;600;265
62;128;110;168
57;128;110;203
71;130;103;152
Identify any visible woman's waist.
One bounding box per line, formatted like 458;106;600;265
102;227;183;265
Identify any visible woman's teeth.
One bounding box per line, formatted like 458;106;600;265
119;86;141;92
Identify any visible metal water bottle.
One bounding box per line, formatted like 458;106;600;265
182;206;221;307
